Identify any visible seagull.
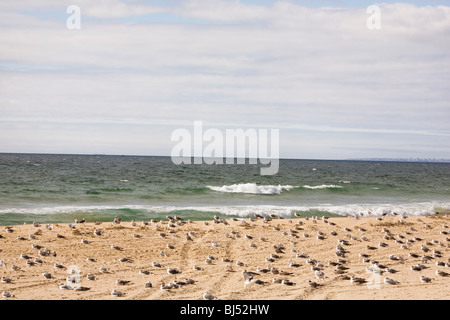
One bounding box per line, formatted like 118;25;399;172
193;265;203;271
54;263;66;269
315;270;326;281
118;257;132;263
139;270;151;275
225;264;234;272
410;265;425;271
111;289;125;296
288;259;301;268
436;270;450;277
384;278;399;285
308;280;321;288
203;291;216;300
250;279;267;285
420;276;434;283
11;265;20;271
42;272;53;279
281;279;296;286
99;267;109;273
2;291;14;298
93;229;102;236
111;244;122;250
1;277;12;283
350;276;366;284
184;278;195;285
59;283;72;290
272;278;282;283
160;282;172;290
26;260;36;266
81;239;90;244
152;262;163;268
116;279;131;285
242;270;260;282
386;268;398;274
86;274;96;281
167;267;180;275
145;281;152;288
38;249;50;256
273;243;285;253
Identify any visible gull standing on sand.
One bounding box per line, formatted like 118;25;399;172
1;277;12;283
436;270;450;277
59;283;72;290
111;289;125;296
308;280;321;288
315;270;326;281
420;276;434;283
2;291;14;298
384;278;399;285
203;291;216;300
242;270;260;282
281;279;295;286
350;276;366;284
116;279;131;285
167;267;181;275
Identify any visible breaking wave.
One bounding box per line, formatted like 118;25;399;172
207;183;298;195
302;184;343;189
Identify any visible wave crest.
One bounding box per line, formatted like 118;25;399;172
302;184;343;189
207;183;297;195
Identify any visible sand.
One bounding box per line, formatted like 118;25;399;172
0;214;449;300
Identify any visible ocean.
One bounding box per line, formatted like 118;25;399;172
0;153;449;225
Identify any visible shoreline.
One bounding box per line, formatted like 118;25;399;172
0;215;449;300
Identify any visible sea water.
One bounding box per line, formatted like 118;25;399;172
0;153;449;225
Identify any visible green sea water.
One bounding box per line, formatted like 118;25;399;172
0;153;449;225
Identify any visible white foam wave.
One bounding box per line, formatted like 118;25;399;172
0;202;448;218
207;183;297;195
302;184;343;189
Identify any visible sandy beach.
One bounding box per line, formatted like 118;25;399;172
0;214;449;300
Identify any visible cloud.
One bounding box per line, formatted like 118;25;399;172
0;1;449;158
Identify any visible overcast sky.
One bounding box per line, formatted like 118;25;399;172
1;0;449;159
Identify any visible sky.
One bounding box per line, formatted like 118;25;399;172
1;0;449;160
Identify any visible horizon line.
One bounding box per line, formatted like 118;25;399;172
1;152;449;163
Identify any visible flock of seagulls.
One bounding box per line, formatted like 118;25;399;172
0;214;449;299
